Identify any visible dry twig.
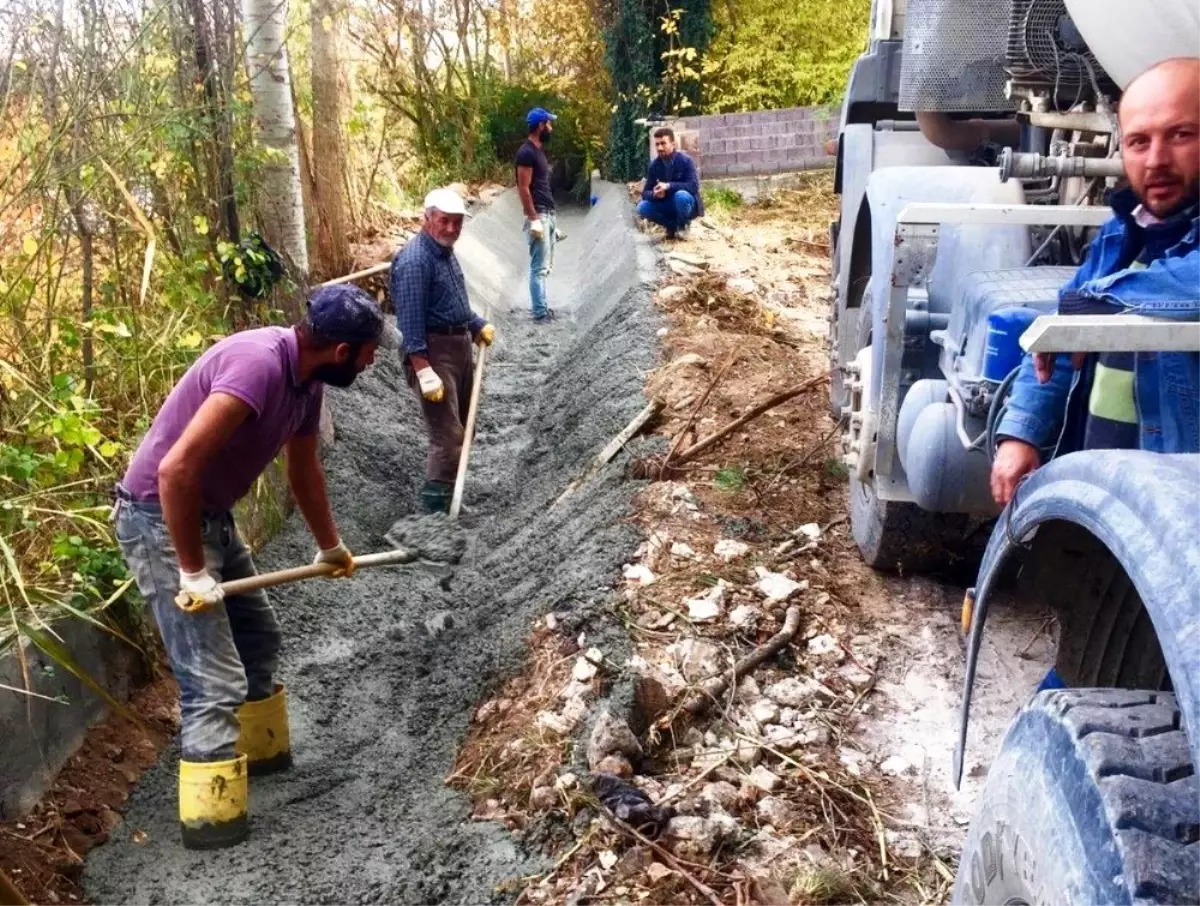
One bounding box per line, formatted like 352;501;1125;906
674;373;828;466
555;398;664;505
665;605;802;723
600;813;723;906
666;352;737;466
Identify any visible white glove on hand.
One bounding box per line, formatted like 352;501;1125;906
528;218;545;240
175;568;225;613
314;539;355;578
416;367;445;402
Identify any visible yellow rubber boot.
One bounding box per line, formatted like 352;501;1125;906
235;683;293;776
179;755;249;850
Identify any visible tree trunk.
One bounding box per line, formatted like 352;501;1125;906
242;0;309;276
187;0;240;243
310;0;352;278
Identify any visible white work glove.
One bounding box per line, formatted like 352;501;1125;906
175;568;225;613
555;227;567;242
528;218;545;240
314;539;355;578
416;366;445;402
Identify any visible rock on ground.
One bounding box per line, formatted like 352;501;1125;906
588;710;643;771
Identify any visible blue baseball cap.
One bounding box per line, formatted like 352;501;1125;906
306;284;400;349
526;107;557;128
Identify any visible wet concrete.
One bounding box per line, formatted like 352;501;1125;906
84;183;661;904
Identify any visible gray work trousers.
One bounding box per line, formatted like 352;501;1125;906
405;331;475;483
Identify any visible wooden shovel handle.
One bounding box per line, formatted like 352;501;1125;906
176;548;419;604
449;343;487;520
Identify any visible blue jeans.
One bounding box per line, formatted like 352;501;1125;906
114;497;280;761
637;191;696;232
524;211;557;318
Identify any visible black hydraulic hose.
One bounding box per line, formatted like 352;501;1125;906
986;366;1021;460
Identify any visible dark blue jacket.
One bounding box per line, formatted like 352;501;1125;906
997;188;1199;456
642;152;704;217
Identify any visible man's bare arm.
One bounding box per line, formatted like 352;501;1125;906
158;393;252;572
517;166;537;219
285;432;340;550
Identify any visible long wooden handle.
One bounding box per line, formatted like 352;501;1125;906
449;343;487;520
219;548;419;597
0;868;28;906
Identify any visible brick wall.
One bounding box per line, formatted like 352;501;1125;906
654;105;838;179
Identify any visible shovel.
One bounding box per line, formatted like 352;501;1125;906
174;547;435;612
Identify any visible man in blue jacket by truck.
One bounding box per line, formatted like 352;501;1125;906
637;127;704;239
991;57;1200;506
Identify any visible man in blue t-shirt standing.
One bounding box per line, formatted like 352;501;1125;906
638;127;704;239
515;107;558;322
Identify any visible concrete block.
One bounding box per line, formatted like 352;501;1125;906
701;113;727;128
726;161;757;175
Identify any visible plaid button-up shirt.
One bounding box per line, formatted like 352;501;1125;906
389;231;486;357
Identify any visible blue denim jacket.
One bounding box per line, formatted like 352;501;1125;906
996;188;1200;456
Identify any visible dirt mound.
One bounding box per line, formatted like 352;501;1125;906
83;183;662;904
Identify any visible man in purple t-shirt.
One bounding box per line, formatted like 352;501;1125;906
113;284;398;850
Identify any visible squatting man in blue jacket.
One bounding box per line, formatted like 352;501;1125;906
990;57;1200;506
638;127;704;239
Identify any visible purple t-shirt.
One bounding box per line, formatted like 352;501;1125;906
122;327;323;511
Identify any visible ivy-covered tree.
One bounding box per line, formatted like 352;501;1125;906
655;0;712;113
601;0;712;180
602;0;657;181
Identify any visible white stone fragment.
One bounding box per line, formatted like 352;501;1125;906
754;567;808;603
685;585;725;622
670;541;699;559
623;563;657;586
713;539;750;561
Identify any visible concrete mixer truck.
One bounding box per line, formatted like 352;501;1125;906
826;1;1200;902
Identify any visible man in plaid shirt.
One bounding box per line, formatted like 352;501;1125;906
390;188;495;513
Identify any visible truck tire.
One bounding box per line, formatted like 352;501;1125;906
849;470;968;574
954;689;1200;906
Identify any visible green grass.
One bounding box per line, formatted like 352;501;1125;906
715;465;748;492
701;185;745;214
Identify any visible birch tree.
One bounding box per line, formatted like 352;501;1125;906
242;0;309;274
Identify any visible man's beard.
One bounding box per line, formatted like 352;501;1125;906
312;360;360;388
540;127;552;145
1143;174;1200;218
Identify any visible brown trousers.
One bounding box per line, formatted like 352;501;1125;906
405;332;475;483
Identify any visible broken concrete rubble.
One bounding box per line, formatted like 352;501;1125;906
587;710;643;772
622;563;657;586
700;781;740;811
729;603;758;629
756;796;800;830
745;765;782;793
673;637;724;681
750;700;780;725
713;538;751;561
754;567;808;603
765;677;819;707
685;584;725;621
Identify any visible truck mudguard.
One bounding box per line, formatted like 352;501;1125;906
954;451;1200;786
